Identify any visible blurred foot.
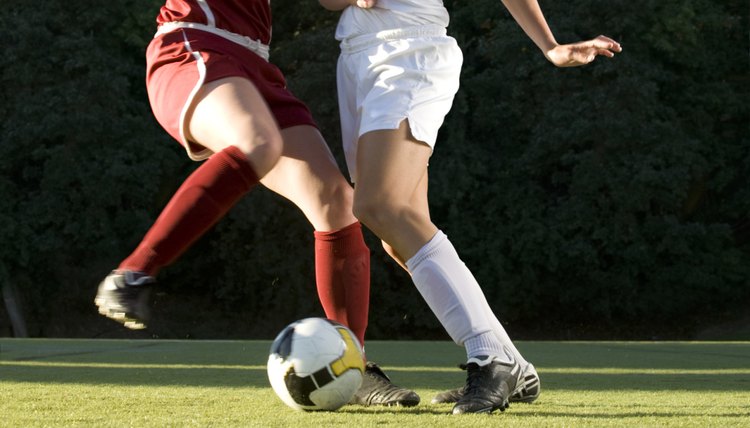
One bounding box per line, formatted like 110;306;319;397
94;270;154;330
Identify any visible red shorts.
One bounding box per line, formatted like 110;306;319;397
145;28;316;160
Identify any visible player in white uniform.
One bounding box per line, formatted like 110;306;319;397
320;0;621;414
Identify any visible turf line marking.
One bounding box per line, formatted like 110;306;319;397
6;342;163;362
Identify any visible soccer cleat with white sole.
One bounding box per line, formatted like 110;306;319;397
451;354;523;415
432;362;540;404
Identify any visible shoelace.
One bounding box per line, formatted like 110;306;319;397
462;363;486;395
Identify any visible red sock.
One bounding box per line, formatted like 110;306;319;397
314;222;370;348
119;145;258;276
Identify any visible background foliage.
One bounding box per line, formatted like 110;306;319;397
1;0;747;340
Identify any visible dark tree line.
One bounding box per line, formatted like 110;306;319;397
1;0;747;340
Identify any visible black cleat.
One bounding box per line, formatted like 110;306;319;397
451;354;523;415
94;270;155;330
349;362;420;407
432;362;540;404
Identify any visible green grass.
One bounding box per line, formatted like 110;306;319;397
1;339;748;427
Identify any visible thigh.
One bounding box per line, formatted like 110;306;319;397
355;120;432;208
261;125;357;231
187;76;282;177
355;120;437;258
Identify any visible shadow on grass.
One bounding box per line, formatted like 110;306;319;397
1;339;749;392
338;406;451;416
1;363;269;387
511;411;750;420
2;363;749;392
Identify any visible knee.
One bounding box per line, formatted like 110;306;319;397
234;127;283;178
352;194;398;232
351;195;375;227
326;182;355;215
317;180;356;226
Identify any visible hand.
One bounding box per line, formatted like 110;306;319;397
545;35;622;67
352;0;376;8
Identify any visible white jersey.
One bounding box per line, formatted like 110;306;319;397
335;0;450;40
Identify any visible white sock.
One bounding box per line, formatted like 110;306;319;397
484;304;529;367
405;231;493;342
464;331;512;363
406;230;527;365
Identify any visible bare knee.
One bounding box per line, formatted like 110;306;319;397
352;195;400;233
324;181;355;218
314;180;357;229
228;125;283;178
353;191;435;260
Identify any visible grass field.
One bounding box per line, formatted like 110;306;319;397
1;339;748;427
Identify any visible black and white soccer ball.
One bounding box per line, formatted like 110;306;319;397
267;317;365;411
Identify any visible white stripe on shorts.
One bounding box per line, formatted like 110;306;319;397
177;31;211;161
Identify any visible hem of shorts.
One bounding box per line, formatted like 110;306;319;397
358;117;436;149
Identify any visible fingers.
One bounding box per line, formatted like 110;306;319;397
578;35;621;64
596;48;615;58
592;35;622;53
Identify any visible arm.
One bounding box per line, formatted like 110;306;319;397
501;0;621;67
319;0;376;11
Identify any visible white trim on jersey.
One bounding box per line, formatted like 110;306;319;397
196;0;216;27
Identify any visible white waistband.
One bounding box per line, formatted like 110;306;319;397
340;24;447;54
155;21;270;62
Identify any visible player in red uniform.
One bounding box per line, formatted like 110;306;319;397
94;0;418;407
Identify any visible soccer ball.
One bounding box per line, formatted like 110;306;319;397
267;317;365;411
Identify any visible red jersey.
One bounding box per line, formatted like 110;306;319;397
156;0;272;44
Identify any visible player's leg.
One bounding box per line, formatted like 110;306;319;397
353;120;523;414
96;77;281;329
376;172;535;397
352;121;437;260
385;190;540;405
119;76;280;274
259;125;369;345
379;172;429;272
261;125;418;407
260;125;355;231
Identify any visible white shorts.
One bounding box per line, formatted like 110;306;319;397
336;25;463;182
